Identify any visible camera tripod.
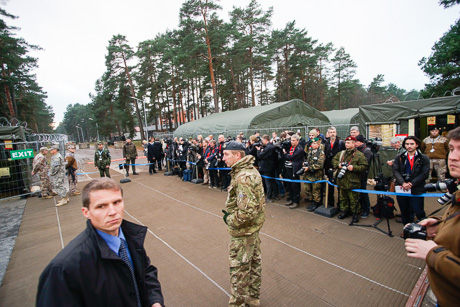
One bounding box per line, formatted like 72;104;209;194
350;149;394;237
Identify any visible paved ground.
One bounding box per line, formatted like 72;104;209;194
0;146;444;306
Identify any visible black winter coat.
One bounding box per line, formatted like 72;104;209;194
393;151;430;195
324;138;345;171
284;144;305;176
257;143;276;173
37;220;164;307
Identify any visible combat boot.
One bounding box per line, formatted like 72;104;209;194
245;297;261;307
70;190;81;196
42;195;53;199
307;201;319;212
51;191;58;196
285;200;293;206
56;196;69;207
337;211;349;219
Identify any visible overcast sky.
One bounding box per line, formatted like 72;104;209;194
4;0;460;124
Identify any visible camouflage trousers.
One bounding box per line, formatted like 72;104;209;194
51;174;68;198
98;167;111;178
304;182;322;203
228;232;262;307
339;188;360;214
38;171;53;197
67;172;78;194
125;158;136;174
429;158;447;181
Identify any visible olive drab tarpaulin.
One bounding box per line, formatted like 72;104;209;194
173;99;331;138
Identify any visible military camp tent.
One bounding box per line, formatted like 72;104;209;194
321;108;359;138
173;99;331;138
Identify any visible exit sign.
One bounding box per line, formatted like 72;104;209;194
10;149;34;160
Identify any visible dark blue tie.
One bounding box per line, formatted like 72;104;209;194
119;238;141;307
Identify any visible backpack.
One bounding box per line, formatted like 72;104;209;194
372;196;396;219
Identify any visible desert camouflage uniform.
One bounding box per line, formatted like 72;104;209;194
303;147;325;203
65;151;78;194
332;148;368;214
32;153;53;197
123;142;138;174
225;155;265;307
50;152;68;198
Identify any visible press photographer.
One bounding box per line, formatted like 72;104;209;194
404;127;460;306
283;134;305;209
301;137;325;212
256;135;278;202
324;127;345;208
331;136;368;223
355;135;373;218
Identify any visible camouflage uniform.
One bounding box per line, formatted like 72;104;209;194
303;147;325;203
332;148;368;215
50;152;68;198
94;147;111;177
123;142;138;174
225;155;265;307
65;150;78;194
32;153;53;197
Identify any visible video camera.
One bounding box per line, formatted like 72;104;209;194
374;172;392;192
281;138;291;151
366;137;383;154
425;179;458;206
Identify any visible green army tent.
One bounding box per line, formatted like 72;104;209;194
173;99;330;138
321;108;360;138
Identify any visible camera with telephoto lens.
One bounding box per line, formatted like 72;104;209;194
425;178;458;206
337;162;348;179
366;137;384;154
296;162;309;176
281;138;291;151
374;172;391;192
403;223;427;240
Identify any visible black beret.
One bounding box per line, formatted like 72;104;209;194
223;141;245;151
355;135;366;143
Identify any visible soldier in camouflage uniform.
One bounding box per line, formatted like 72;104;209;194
32;147;56;199
302;138;325;212
94;142;111;177
50;145;69;207
221;141;265;307
123;138;138;176
332;136;368;223
65;145;80;196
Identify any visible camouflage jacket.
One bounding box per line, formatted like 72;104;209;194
303;147;325;181
123;142;138;159
33;153;48;174
50;153;65;177
94;148;111;169
332;148;368;189
225;155;266;237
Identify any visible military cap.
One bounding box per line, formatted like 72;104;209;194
67;144;76;149
223;141;245;151
429;126;439;131
345;136;356;142
355;135;365;143
97;141;103;145
50;145;60;150
311;137;320;142
39;147;50;152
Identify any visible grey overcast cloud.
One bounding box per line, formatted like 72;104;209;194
4;0;460;124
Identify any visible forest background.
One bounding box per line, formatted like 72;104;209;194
1;0;459;140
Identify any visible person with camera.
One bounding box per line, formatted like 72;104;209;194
257;134;278;202
355;135;373;218
206;140;219;188
283;134;305;209
404;127;460;306
324;127;345;208
216;135;231;190
332;136;368;223
301;137;325;212
393;136;430;226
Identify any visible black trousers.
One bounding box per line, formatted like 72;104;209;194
286;168;300;203
149;158;157;173
263;170;278;199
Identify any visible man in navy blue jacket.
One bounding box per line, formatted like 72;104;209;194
37;178;164;307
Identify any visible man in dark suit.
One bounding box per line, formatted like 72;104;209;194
324;127;345;207
147;137;157;175
37;178;164;307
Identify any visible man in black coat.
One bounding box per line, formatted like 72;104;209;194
147;137;158;175
152;138;164;171
37;178;164;307
283;134;305;209
324;127;345;207
355;135;373;218
257;134;278;201
393;136;430;225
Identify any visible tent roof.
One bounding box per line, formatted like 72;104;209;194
174;99;330;137
322;108;359;126
0;126;27;141
358;96;460;123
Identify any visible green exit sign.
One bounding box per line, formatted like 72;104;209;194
10;149;34;160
